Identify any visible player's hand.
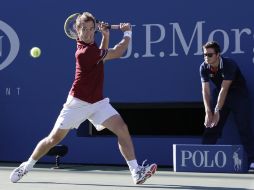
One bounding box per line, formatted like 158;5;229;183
98;21;110;36
211;111;220;127
204;110;213;128
119;23;132;32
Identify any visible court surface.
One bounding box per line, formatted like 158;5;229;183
1;163;254;190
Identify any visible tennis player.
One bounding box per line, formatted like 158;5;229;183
10;12;157;184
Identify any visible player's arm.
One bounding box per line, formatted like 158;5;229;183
211;80;232;127
99;22;110;50
211;80;232;126
202;82;212;113
202;82;213;128
215;60;236;112
103;23;131;61
214;80;232;112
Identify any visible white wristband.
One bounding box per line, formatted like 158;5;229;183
123;31;132;38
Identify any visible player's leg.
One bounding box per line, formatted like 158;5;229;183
9;127;70;183
30;128;70;161
30;95;88;162
231;94;254;170
102;114;135;160
102;115;157;184
10;95;87;183
89;99;157;184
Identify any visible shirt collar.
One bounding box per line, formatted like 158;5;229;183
219;57;223;69
207;56;223;70
77;39;95;46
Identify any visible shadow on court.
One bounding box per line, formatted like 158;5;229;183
19;181;251;190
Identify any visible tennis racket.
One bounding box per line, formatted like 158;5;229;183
64;13;120;40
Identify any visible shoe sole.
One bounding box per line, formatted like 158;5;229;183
136;164;157;185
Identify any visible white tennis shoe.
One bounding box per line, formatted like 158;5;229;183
10;162;30;183
132;160;157;184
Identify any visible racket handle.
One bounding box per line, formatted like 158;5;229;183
108;25;120;30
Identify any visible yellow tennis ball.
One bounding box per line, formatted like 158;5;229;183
30;47;41;58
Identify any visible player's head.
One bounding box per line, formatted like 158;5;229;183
76;12;96;43
202;41;221;65
203;41;221;54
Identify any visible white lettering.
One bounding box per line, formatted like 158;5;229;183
181;150;192;167
0;20;20;70
181;150;227;168
16;87;21;95
121;21;253;63
142;24;165;57
170;21;205;56
231;28;252;54
215;151;227;168
0;36;3;56
192;151;204;167
204;151;214;167
6;88;11;95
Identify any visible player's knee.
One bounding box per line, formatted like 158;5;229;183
45;135;63;147
105;116;130;136
116;122;129;136
122;123;129;132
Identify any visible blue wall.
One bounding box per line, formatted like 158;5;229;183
1;0;254;166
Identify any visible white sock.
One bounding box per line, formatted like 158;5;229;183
127;159;139;173
25;157;37;170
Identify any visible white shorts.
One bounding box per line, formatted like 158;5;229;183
53;95;119;131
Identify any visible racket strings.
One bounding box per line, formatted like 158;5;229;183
64;13;80;39
64;13;108;39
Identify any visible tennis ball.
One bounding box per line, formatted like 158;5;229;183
30;47;41;58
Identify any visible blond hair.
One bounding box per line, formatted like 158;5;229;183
76;12;96;30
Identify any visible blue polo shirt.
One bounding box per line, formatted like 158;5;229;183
200;57;246;91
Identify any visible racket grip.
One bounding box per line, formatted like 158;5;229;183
109;25;120;30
